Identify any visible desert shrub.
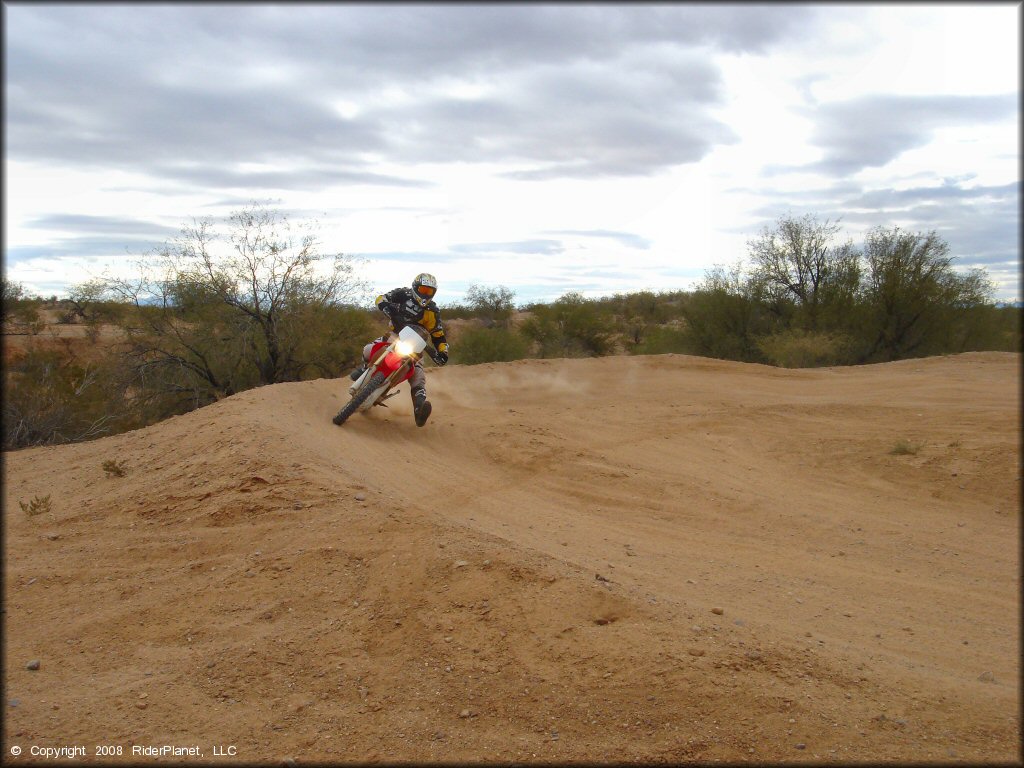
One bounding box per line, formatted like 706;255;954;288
288;304;379;380
520;292;614;358
2;344;135;449
611;290;682;350
941;303;1021;353
2;277;25;309
518;314;559;358
452;325;529;365
680;265;773;363
632;325;692;355
65;279;121;324
437;302;474;321
3;295;46;334
756;328;855;368
464;284;516;329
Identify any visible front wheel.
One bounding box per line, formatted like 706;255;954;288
333;372;387;426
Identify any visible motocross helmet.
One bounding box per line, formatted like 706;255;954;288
412;272;437;306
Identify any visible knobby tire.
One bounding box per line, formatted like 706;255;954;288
333;372;387;426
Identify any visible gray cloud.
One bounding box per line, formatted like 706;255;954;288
545;229;653;250
741;179;1019;272
844;181;1018;209
214;5;817;80
5;4;814;188
361;239;571;263
6;236;166;265
578;268;648;281
450;240;566;256
5;5;1016;300
24;214;180;237
152;163;432;191
792;94;1018;175
356;251;464;264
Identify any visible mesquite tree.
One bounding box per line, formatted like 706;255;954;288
747;213;860;330
106;203;371;414
859;226;994;361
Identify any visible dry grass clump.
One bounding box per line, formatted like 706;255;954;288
19;495;52;516
889;440;924;456
102;458;128;477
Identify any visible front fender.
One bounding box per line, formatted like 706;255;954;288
357;361;413;411
383;361;413;391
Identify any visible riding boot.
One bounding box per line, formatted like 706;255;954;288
412;387;432;427
349;363;366;381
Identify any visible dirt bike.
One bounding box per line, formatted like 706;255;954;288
332;324;433;426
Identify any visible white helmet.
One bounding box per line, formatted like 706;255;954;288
412;272;437;306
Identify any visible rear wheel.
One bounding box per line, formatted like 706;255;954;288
333;372;387;426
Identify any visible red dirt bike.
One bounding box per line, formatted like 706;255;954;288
332;324;433;426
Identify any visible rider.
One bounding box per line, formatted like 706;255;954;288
350;273;449;427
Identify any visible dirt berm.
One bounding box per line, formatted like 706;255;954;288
3;352;1020;763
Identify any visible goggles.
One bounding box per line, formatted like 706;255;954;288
415;284;436;299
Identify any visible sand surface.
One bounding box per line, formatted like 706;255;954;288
3;351;1020;763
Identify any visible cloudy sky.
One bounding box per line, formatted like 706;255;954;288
4;3;1020;306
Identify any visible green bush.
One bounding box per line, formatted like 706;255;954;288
680;268;772;363
520;292;614;358
465;284;516;329
7;301;46;334
451;325;529;365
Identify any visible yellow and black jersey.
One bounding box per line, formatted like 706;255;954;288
376;287;448;354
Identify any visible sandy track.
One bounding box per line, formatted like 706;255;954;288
3;352;1019;763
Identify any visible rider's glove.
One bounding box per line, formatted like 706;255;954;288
380;302;397;319
435;350;449;366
